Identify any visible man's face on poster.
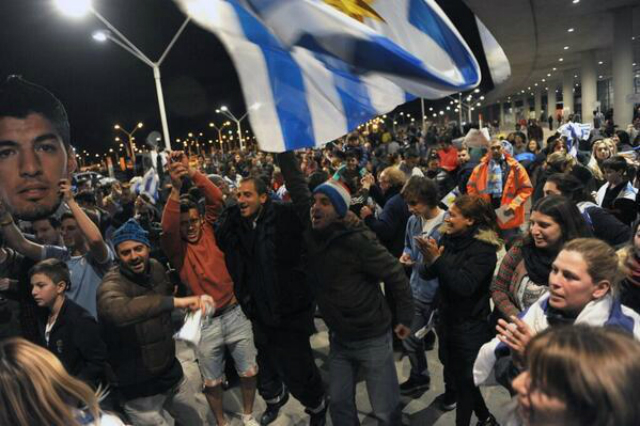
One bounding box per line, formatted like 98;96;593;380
0;113;76;221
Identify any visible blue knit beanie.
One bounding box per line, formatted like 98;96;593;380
112;219;150;249
313;179;351;217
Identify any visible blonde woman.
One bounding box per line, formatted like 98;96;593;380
509;326;640;426
0;338;124;426
586;139;612;186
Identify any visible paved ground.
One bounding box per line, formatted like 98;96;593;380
217;319;512;426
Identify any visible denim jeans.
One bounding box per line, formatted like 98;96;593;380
402;298;435;381
123;375;205;426
197;305;258;385
329;332;401;426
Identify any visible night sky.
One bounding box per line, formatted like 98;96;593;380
0;0;493;155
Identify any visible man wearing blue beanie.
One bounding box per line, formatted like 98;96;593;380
97;218;210;425
277;151;413;426
312;179;352;219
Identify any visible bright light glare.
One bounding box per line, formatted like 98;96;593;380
55;0;92;18
92;31;107;42
220;105;228;111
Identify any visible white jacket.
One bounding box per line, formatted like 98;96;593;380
473;293;640;386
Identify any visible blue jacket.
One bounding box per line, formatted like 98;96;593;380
363;189;410;257
403;212;446;303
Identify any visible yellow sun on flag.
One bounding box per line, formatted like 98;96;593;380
323;0;385;23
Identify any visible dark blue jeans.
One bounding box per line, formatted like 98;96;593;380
402;298;435;381
329;332;401;425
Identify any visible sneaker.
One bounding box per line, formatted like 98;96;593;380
305;397;328;426
476;414;500;426
433;392;457;411
399;376;431;395
260;392;290;425
242;415;260;426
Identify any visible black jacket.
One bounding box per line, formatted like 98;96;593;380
37;298;106;385
363;188;410;257
621;280;640;315
455;161;478;195
583;204;630;247
216;198;314;331
278;152;414;340
421;225;500;325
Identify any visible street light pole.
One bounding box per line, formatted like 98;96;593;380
209;121;230;154
114;122;143;168
216;106;249;151
59;1;191;151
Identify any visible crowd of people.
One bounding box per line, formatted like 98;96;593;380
1;76;640;426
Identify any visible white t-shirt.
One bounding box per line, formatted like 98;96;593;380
421;210;446;237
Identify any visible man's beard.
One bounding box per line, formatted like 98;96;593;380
11;198;62;222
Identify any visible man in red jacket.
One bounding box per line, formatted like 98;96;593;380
161;151;258;426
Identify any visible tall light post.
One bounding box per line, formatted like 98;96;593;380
216;106;249;151
114;122;143;165
209;121;231;154
449;89;484;132
55;0;189;151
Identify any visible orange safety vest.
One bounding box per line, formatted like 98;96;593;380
467;154;533;229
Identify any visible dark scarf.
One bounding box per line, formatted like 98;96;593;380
521;240;556;285
546;305;578;327
119;261;152;288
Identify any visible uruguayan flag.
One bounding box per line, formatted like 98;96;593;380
558;122;592;156
176;0;482;152
132;168;160;203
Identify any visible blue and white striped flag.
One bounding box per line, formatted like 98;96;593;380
176;0;482;152
132;168;160;203
558;122;592;156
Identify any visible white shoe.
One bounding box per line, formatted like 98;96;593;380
242;414;260;426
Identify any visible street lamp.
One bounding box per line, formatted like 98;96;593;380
216;104;260;150
448;91;484;131
209;121;231;154
54;0;91;18
216;106;248;150
114;122;143;166
56;0;190;151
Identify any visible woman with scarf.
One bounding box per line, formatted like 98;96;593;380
475;238;640;395
417;195;502;426
491;196;592;320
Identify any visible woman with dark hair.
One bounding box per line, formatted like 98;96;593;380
596;155;638;224
613;130;633;152
512;132;527;156
526;139;540;155
492;196;592;319
543;173;630;246
417;195;502;426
